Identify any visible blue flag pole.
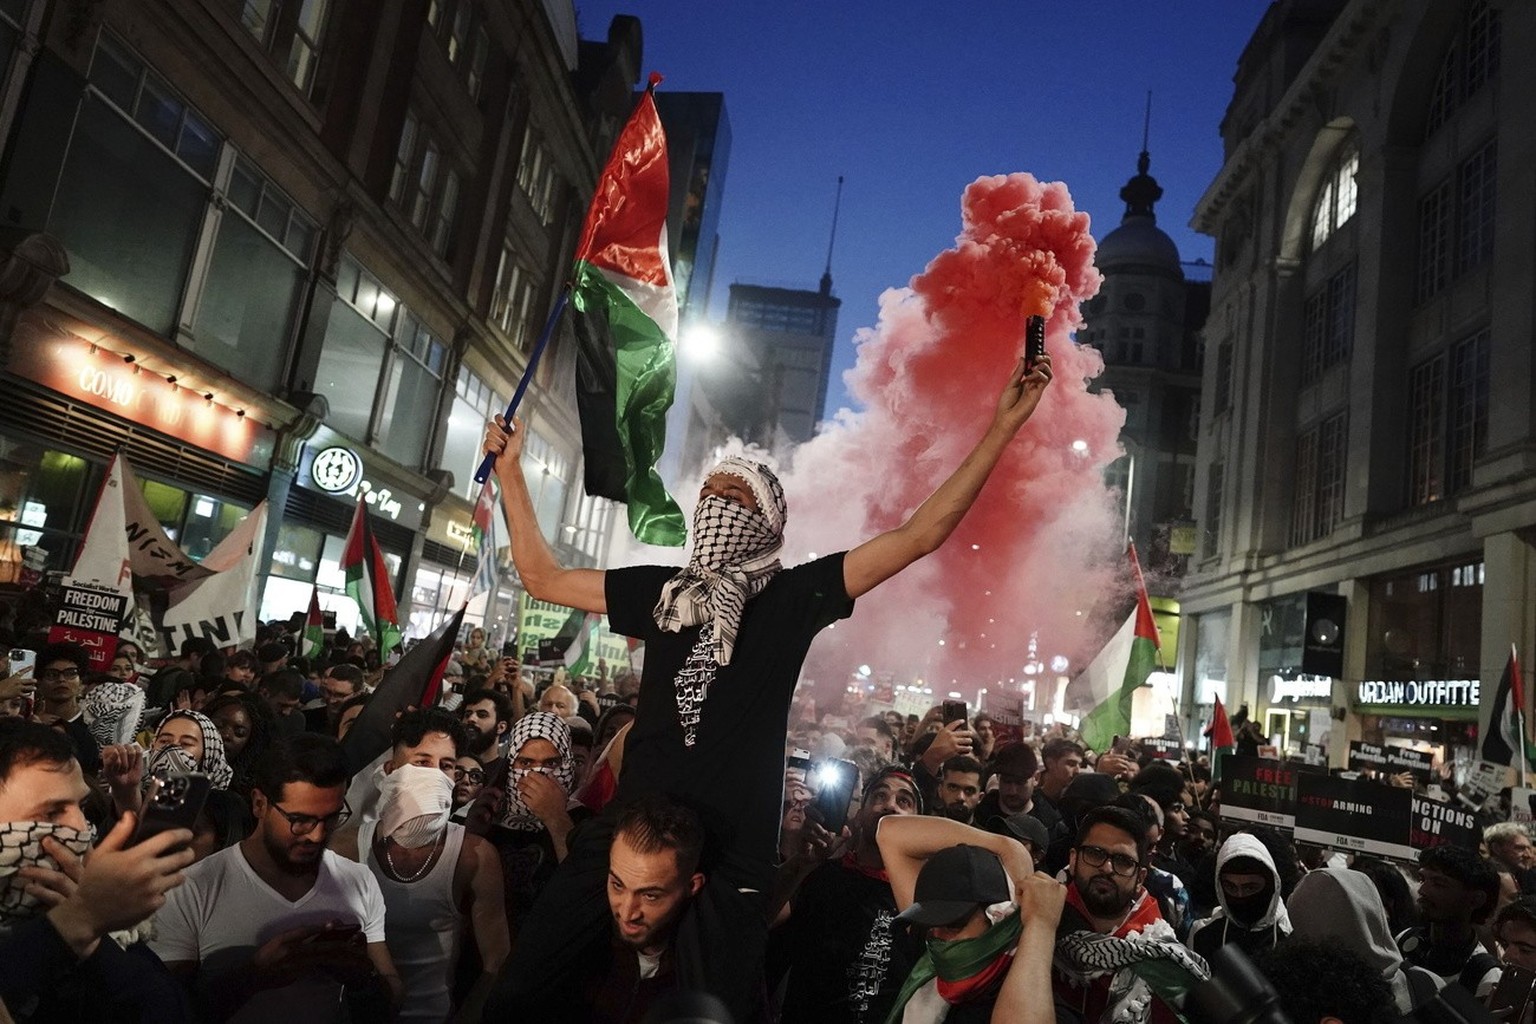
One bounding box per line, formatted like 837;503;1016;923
473;287;572;485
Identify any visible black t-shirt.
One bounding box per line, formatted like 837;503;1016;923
776;861;922;1024
605;554;853;869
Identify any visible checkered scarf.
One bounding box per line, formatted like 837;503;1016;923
145;710;234;792
0;821;92;928
83;680;146;749
499;712;575;832
653;457;787;668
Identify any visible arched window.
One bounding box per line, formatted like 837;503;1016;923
1425;0;1501;139
1310;144;1359;252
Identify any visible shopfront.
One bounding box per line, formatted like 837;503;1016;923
1354;558;1485;768
1254;594;1336;756
0;308;273;585
258;432;423;638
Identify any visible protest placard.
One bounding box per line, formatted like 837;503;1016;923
1347;741;1434;784
46;577;129;670
1409;794;1481;854
1219;754;1298;829
1294;772;1415;860
989;692;1026;747
1459;760;1507;811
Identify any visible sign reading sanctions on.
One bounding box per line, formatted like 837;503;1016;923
1219;754;1298;829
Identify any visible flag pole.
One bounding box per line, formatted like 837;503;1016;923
473;287;573;485
1518;643;1529;790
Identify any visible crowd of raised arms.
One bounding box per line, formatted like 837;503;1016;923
0;356;1525;1024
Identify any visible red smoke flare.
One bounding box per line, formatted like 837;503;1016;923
780;173;1127;702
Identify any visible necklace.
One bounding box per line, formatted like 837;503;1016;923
382;832;443;883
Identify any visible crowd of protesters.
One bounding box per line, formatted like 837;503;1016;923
0;356;1525;1023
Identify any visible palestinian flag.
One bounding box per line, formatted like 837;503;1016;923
341;499;402;659
569;72;685;547
301;586;325;658
1482;645;1536;770
338;604;464;776
1205;696;1234;781
538;606;585;665
564;612;602;679
469;477;500;599
1078;544;1161;754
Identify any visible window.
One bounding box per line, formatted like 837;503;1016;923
411;143;439;229
389;115;462;261
1425;1;1501;139
491;245;540;350
50;34;219;336
233;0;332;96
1202;462;1223;558
516;128;558;224
189;157;316;391
1455;140;1497;277
1408;330;1490;505
1300;264;1355;384
1213;341;1233;413
1291;413;1346;546
375;313;448;468
520;429;571;545
1415;179;1453;304
424;0;487;101
315;256;398;440
442;367;505;500
389;114;418;203
431;170;459;258
1309;145;1358;251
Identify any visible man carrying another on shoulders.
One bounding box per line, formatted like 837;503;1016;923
483;351;1054;1020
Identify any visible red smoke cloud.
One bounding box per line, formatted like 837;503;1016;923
779;173;1128;700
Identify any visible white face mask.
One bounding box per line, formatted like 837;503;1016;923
377;764;453;848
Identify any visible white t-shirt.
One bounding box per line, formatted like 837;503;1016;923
149;844;388;966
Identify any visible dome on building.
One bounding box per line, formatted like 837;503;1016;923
1096;149;1183;275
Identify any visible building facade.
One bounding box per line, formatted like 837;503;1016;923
1081;148;1208;581
1181;0;1534;771
0;0;640;647
718;279;840;448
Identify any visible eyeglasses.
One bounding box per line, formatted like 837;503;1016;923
37;668;81;683
1076;844;1141;877
452;767;485;784
269;800;351;836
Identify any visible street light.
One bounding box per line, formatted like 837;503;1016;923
681;321;720;362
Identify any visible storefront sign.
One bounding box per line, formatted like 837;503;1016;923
298;445;411;524
1219;754;1298;828
8;317;269;466
1294;773;1415;860
445;520;475;545
1410;794;1480;854
1355;679;1479;709
1269;674;1333;703
1347;741;1434;784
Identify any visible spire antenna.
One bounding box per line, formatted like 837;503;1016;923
820;175;844;295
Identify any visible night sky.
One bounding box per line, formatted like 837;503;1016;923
574;2;1269;412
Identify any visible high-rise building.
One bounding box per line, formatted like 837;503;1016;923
720;279;841;447
655;92;730;326
1180;0;1533;767
1081;146;1208;579
0;0;641;644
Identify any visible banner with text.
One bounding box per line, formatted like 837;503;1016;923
1410;794;1481;854
1347;741;1434;784
1219;754;1299;829
1294;773;1415;860
515;594;627;670
989;692;1026;748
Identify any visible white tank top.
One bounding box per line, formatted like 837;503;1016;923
360;819;466;1022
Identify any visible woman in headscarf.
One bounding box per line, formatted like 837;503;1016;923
471;711;589;922
100;708;234;817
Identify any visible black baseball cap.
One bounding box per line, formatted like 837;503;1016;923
987;811;1050;859
893;844;1011;927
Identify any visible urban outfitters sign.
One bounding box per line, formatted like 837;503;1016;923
1355;679;1479;708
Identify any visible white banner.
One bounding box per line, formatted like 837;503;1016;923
70;455;133;593
162;502;268;648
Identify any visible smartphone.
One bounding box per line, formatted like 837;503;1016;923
809;758;858;834
7;649;34;684
1111;735;1133;756
1025;314;1046;369
942;700;968;727
786;752;813;773
303;923;363;945
1487;963;1536;1021
133;772;212;847
501;640;519;659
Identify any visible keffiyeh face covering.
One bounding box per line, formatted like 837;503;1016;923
653;457;787;746
499;712;575;832
143;710;234;792
0;822;92;928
